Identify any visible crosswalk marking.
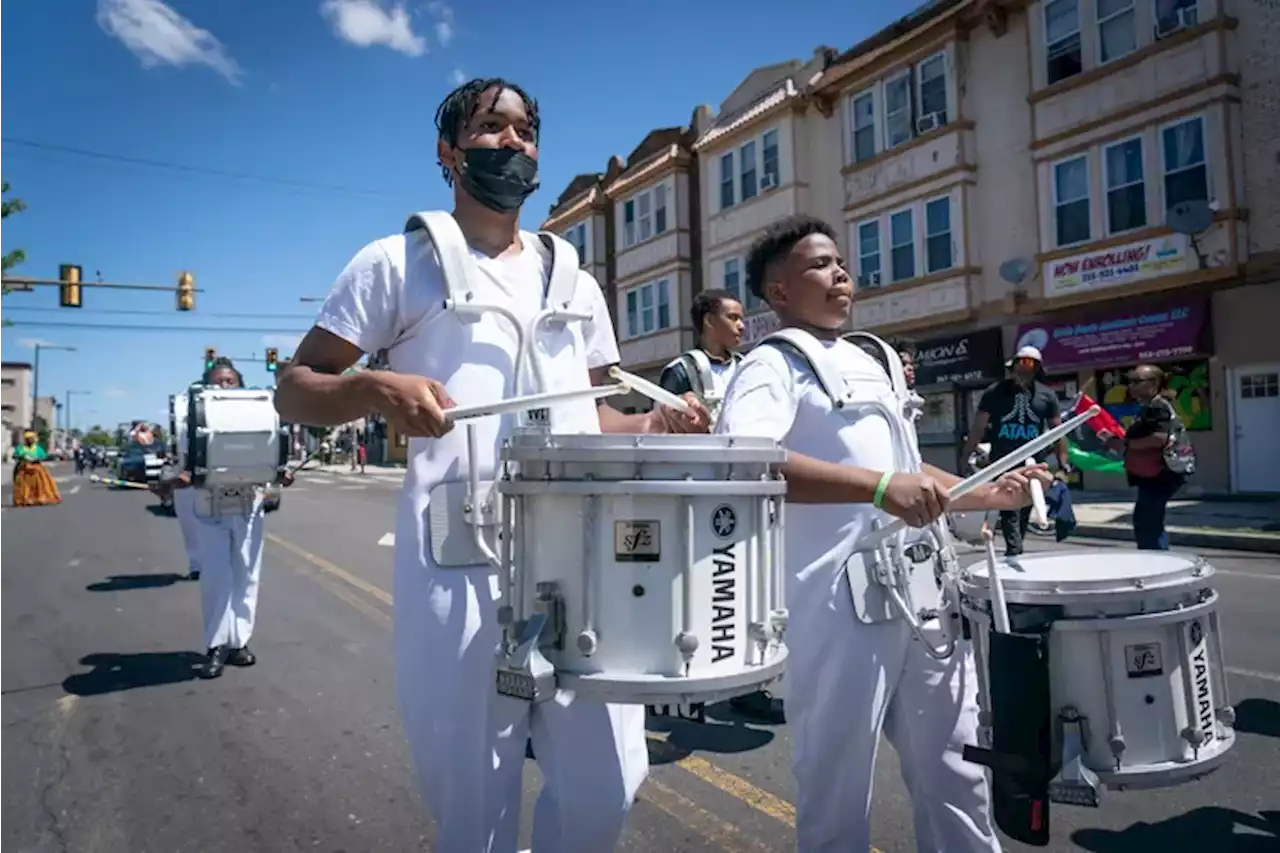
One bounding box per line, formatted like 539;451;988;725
377;533;395;547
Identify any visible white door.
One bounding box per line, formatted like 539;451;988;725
1232;364;1280;493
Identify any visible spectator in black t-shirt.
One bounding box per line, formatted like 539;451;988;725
1122;364;1185;550
962;346;1069;556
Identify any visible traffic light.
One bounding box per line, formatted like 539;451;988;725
265;348;279;373
58;264;83;308
205;347;216;370
176;271;195;311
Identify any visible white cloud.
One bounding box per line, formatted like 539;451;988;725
260;333;303;351
429;2;454;46
96;0;243;85
449;68;467;86
321;0;427;56
102;387;128;399
434;20;454;46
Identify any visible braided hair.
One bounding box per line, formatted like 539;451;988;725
203;356;244;388
434;77;540;187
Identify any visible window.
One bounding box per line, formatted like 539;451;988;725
884;72;913;149
1241;372;1280;400
1097;0;1136;63
563;222;588;264
1162;116;1208;209
1155;0;1198;35
850;90;876;162
740;140;758;202
623;278;672;339
925;197;953;273
917;54;948;125
761;130;779;189
622;185;668;249
856;220;882;289
1053;155;1091;246
1045;0;1082;85
719;153;735;210
1105;137;1146;233
723;257;742;303
890;209;915;281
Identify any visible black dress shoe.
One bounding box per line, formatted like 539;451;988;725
226;646;256;667
199;646;229;679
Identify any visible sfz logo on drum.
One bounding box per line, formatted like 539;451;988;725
711;504;737;539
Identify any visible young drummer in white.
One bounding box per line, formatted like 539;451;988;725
715;215;1049;853
275;78;707;853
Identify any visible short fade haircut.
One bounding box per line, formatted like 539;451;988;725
203;356;243;387
690;288;739;332
745;214;838;303
434;78;541;187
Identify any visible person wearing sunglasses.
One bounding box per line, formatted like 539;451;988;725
963;345;1069;556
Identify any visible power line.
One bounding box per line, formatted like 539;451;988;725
1;137;400;199
6;320;309;334
3;306;315;320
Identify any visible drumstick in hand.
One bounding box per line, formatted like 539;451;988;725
1026;458;1049;527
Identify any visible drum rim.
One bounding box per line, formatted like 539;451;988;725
960;551;1212;596
504;432;784;450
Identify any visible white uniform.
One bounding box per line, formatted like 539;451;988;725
173;488;204;575
194;489;265;651
663;348;741;422
716;333;1000;853
315;218;647;853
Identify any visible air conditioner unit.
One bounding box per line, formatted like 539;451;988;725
858;271;882;289
1155;6;1196;39
916;112;944;134
760;173;779;190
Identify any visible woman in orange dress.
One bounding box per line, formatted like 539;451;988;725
12;431;62;507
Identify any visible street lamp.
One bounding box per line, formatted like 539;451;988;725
66;390;91;433
31;343;76;429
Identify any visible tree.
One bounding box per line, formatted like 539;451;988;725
2;179;27;303
83;426;113;447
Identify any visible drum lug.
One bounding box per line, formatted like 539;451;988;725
1049;706;1104;808
532;581;566;651
494;611;558;704
1216;705;1236;728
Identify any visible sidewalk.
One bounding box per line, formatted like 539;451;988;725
1071;491;1280;553
301;462;404;477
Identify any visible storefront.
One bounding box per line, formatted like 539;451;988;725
911;327;1006;473
1013;295;1214;492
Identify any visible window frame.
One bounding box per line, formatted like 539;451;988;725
1044;0;1083;86
855;218;883;289
562;221;588;265
1052;152;1093;248
622;278;674;340
740;139;758;202
1159;113;1210;214
723;256;743;305
915;52;949;127
883;69;914;151
719;152;735;211
620;183;670;250
1103;134;1147;236
1096;0;1137;65
888;206;917;283
923;195;954;274
848;88;878;164
761;129;780;189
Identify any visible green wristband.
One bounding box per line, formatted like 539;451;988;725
873;471;893;509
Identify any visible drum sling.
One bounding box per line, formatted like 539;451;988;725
963;630;1054;847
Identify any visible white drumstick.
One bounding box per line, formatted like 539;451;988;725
609;365;693;414
1027;458;1049;527
444;382;630;422
982;523;1012;635
859;405;1099;548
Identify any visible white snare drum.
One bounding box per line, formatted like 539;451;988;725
186;387;287;488
960;551;1235;796
494;432;790;706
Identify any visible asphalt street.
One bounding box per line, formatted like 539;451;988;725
4;463;1279;852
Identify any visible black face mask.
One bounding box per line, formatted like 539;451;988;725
456;147;539;213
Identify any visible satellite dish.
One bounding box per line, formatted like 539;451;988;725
999;257;1033;285
1166;200;1213;235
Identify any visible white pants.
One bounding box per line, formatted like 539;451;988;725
787;572;1001;853
394;558;648;853
173;489;203;573
197;503;264;651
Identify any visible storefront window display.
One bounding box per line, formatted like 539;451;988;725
1098;359;1211;431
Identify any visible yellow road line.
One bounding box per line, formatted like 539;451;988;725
268;532;888;853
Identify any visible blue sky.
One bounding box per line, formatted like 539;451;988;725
2;0;915;431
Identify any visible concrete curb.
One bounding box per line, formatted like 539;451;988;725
1072;523;1280;554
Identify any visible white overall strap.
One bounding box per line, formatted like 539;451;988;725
535;230;580;308
683;349;716;398
404;210;476;307
758;328;848;408
843;331;910;401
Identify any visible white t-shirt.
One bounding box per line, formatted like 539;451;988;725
316;228;620;568
716;336;922;612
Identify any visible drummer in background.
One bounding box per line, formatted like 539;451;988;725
275;77;707;853
658;288;744;420
716;214;1049;852
961;346;1068;557
159;358;295;679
